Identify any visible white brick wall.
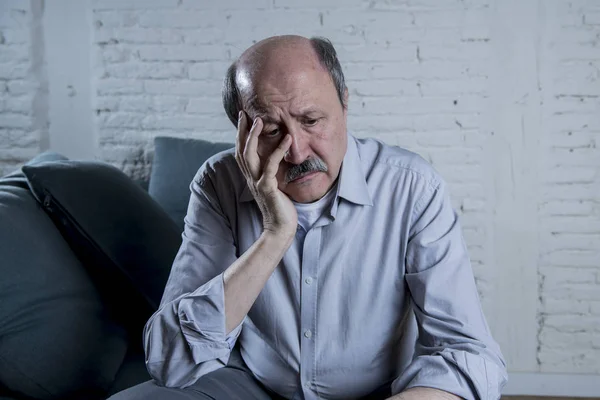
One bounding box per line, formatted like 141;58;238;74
1;0;599;377
0;0;47;176
537;0;600;374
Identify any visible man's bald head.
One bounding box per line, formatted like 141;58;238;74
222;36;347;127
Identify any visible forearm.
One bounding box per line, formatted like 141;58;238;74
223;230;294;333
388;387;462;400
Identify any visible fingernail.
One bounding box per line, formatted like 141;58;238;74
238;111;243;120
252;118;258;127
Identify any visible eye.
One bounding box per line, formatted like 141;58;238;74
303;118;319;127
264;128;280;138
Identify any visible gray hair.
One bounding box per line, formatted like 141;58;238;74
222;37;347;127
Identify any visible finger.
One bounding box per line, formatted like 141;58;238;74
235;111;249;176
244;117;263;180
263;134;292;179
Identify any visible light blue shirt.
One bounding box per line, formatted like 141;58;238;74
144;134;508;400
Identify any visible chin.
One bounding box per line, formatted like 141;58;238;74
285;178;331;204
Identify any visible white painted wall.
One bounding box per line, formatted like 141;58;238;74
1;0;599;394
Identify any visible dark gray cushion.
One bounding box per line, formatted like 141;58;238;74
0;163;128;399
148;136;233;231
22;161;182;335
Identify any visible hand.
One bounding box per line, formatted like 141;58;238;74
235;111;298;238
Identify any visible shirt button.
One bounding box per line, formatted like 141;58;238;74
304;277;312;285
304;329;312;339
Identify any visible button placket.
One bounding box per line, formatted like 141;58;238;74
299;227;320;395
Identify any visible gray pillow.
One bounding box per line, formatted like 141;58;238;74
0;164;128;399
148;136;234;232
22;161;182;335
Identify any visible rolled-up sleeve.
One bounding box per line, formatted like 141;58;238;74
143;167;243;388
392;179;508;399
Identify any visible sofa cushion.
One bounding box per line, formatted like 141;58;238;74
22;161;182;335
148;136;233;231
0;168;128;399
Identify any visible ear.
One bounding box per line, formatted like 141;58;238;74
343;87;349;113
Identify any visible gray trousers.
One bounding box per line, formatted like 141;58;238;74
109;347;391;400
108;348;284;400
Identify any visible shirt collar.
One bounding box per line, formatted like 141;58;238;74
239;134;373;207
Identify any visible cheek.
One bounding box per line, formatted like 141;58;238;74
257;139;279;159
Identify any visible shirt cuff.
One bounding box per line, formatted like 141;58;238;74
177;273;243;364
392;349;508;400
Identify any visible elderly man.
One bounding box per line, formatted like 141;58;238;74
112;36;507;400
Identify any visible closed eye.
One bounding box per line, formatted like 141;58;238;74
264;128;280;138
303;118;319;127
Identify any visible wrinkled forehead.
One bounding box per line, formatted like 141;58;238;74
236;62;334;119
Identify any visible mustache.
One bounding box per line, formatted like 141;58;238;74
285;157;328;183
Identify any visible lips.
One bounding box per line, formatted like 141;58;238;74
290;171;318;183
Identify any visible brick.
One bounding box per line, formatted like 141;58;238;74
546;148;600;167
414;113;481;130
541;266;597;286
591;302;600;315
542;250;600;268
0;9;28;29
0;147;38;161
548;131;596;148
104;62;185;79
96;79;144;95
93;11;139;28
428;148;482;165
347;115;413;132
2;29;29;44
92;0;179;9
180;29;226;45
97;112;146;129
186;97;223;114
415;131;464;147
542;184;599;201
224;11;323;40
541;233;600;251
418;77;488;96
188;62;230;80
540;329;596;350
366;28;462;46
3;95;32;114
144;80;222;96
0;45;29;62
0;113;31;129
584;13;600;25
543;167;597;184
138;11;222;29
0;0;31;12
0;62;28;79
138;45;228;62
143;115;232;131
98;46;133;63
345;61;469;80
338;44;416;62
418;42;491;61
542;299;590;315
349;80;421;97
544;315;600;331
95;28;183;44
540;200;596;216
181;0;270;8
118;95;186;113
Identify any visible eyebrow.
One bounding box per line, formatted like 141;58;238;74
251;107;321;125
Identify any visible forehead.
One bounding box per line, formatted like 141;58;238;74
242;66;336;117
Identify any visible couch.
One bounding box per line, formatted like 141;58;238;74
0;136;234;400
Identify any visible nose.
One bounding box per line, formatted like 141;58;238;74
283;125;310;165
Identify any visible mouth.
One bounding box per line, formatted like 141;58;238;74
289;171;320;184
